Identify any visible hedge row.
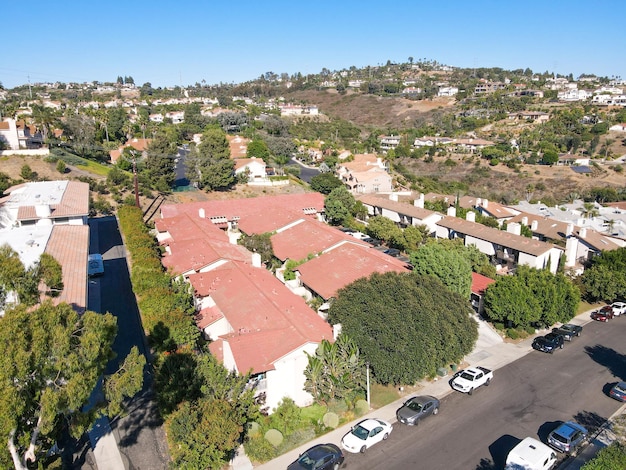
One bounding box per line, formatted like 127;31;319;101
117;206;198;349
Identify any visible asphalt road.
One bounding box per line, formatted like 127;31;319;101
289;157;320;183
342;318;626;470
89;216;170;469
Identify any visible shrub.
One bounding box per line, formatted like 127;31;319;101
244;436;276;463
247;421;261;438
264;429;284;447
507;328;520;340
328;400;349;414
489;158;499;166
354;399;369;416
322;412;339;429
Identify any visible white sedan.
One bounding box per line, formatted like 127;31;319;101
341;418;393;453
611;302;626;316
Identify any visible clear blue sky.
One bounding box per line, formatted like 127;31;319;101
2;1;624;89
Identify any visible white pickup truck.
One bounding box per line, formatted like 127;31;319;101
451;366;493;395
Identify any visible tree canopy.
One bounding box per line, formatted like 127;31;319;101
328;272;477;385
410;241;473;298
324;186;357;226
581;247;626;302
186;128;235;191
0;302;144;469
309;173;344;195
484;265;580;329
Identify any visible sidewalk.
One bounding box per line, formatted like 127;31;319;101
253;311;594;470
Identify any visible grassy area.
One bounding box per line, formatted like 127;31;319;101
300;403;327;424
370;383;401;409
577;300;604;315
74;159;111;177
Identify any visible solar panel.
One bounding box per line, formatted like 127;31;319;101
570;166;592;174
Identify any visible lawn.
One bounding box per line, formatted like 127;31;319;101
370;383;401;409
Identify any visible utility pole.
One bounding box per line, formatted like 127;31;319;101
366;362;371;409
27;75;32;99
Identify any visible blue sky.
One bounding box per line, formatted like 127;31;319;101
2;1;624;89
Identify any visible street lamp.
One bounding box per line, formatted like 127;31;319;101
366;361;371;410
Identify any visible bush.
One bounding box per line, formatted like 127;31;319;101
322;412;339;429
354;399;369;416
506;328;520;340
328;400;349;414
244;436;276;463
489;158;500;166
264;429;284;447
247;421;261;438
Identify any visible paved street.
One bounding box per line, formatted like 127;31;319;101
260;312;626;470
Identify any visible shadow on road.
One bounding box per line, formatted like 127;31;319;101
538;420;561;443
584;344;626;382
572;410;606;434
482;434;521;470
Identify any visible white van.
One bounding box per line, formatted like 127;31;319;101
505;437;557;470
88;254;104;277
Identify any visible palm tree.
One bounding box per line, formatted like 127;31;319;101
580;202;599;219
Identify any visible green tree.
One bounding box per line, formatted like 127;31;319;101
410;241;473;297
328;272;477;385
484;266;579;328
144;133;176;192
541;150;559;165
365;216;403;245
63;114;96;158
247;139;271;163
304;335;365;405
20;165;35;181
310;173;344;195
0;302;144;469
55;159;67;174
324;186;356;226
238;233;274;266
186;128;235;191
581;442;626;470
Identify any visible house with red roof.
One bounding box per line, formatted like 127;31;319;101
471;272;496;315
189;260;333;411
109;137;151;164
335;153;393;195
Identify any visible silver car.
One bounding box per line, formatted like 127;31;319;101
396;395;440;425
547;421;588;454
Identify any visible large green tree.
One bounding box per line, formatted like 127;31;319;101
0;302;145;469
186;128;235;191
581;247;626;302
484;266;579;328
309;173;344;195
144;133;177;192
328;272;477;385
410;241;473;298
324;186;356;226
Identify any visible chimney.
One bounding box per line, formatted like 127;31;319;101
566;223;574;237
521;216;528;226
414;197;424;208
476;198;482;208
389;193;398;201
466;211;476;222
251;252;262;268
565;237;577;267
447;206;456;217
579;227;587;239
35;204;51;217
482;198;489;208
199;208;205;218
530;220;538;231
507;222;521;236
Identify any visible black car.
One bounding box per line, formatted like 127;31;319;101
384;248;401;257
287;443;344;470
362;237;383;246
557;323;582;337
551;326;579;341
532;332;564;353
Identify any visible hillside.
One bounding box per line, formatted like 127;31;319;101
285;88;456;129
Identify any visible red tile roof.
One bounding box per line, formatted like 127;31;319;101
188;260;332;374
160;193;325;235
45;225;89;313
271;219;369;261
471;272;495;295
297;243;410;300
162;237;251;274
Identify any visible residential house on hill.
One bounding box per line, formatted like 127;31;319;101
234;157;268;183
335;154;392;195
0;118;44;150
357;193;443;233
434;214;563;274
458;196;516;225
189;260;333;411
0;181;90;313
109;137;151;164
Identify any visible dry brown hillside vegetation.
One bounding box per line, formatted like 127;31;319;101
286;88;456;128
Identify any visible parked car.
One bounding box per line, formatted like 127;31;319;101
532;332;564;353
341;418;393;453
87;253;104;277
551;325;581;341
287;443;344;470
396;395;440;426
505;437;557;470
383;248;401;257
362;237;382;246
451;366;493;395
610;301;626;316
547;421;588;454
556;323;582;338
338;227;355;233
591;307;614;322
609;381;626;402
